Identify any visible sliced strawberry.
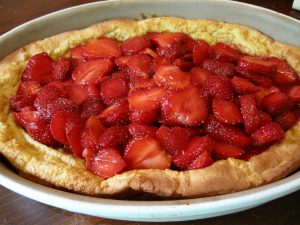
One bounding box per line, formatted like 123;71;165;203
237;55;277;75
52;57;72;81
212;99;243;125
153;64;190;90
156;126;189;157
275;111;298;130
82;148;97;169
17;81;41;95
211;42;241;63
50;111;82;144
38;97;79;122
89;148;126;179
288;85;300;103
213;142;244;160
71;45;85;65
126;54;153;79
14;111;56;146
261;92;289;115
129;77;156;90
203;75;233;100
252;122;284;145
239;94;261;133
99;101;129;126
254;86;280;107
124;136;171;170
81;116;105;150
205;116;251;148
65;115;85;157
231;76;260;94
161;87;208;126
190;67;214;87
236;66;273;87
21;52;53;85
10;94;36;112
72;58;114;85
128;124;158;139
129;110;159;125
259;110;272;127
265;57;297;84
80;98;105;119
34;85;66;116
193;40;211;66
100;76;129;105
99;125;130;148
149;32;188;48
141;48;158;59
121;36;151;55
242;146;268;161
81;37;122;60
114;55;131;68
235;66;273;87
173;57;194;71
173;136;214;170
66;84;100;105
202;59;235;78
129;86;165;111
187;150;214;170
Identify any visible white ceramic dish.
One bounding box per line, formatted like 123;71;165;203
0;0;300;222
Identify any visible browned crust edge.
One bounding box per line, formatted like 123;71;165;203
0;17;299;198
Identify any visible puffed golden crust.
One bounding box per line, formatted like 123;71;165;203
0;17;300;198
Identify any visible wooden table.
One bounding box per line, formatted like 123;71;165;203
0;0;299;224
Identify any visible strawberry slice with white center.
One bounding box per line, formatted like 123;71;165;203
126;54;153;79
239;94;261;133
72;58;114;85
187;150;214;170
14;111;56;146
212;99;243;125
203;75;233;100
156;126;189;157
237;55;277;75
81;37;122;60
121;36;151;55
193;40;211;66
124;136;171;170
211;42;241;63
202;59;236;78
17;81;42;95
261;92;289;115
89;148;126;179
213;142;244;160
148;32;189;47
99;101;129;126
254;86;280;107
252;122;284;145
231;76;260;94
21;52;54;85
50;111;82;144
173;135;214;170
154;64;190;90
81;116;105;150
190;67;214;87
128;87;165;124
205;116;251;148
161;87;208;126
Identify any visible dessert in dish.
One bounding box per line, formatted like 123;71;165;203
0;17;300;198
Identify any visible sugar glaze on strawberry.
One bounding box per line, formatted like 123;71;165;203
11;32;300;179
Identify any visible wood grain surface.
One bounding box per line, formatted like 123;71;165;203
0;0;300;224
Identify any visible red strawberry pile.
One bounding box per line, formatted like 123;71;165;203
10;33;300;178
